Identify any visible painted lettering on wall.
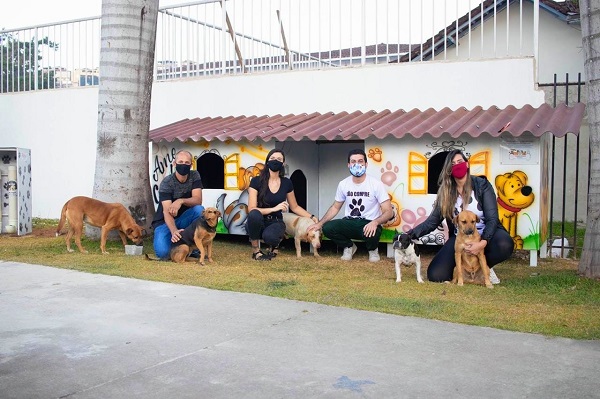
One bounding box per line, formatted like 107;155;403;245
508;148;531;160
152;147;176;205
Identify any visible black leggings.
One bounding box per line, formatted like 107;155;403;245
427;228;514;282
246;209;286;248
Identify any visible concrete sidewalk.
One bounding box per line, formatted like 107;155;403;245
1;261;599;399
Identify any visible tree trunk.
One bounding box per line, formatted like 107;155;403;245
90;0;159;237
579;0;600;278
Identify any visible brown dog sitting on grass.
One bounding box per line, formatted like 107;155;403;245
56;196;144;254
452;210;493;289
170;207;221;265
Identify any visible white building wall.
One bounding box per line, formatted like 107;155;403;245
0;88;98;219
440;3;584;84
0;57;543;219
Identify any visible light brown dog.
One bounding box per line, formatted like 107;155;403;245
56;196;144;254
452;210;493;289
282;212;321;258
170;207;221;265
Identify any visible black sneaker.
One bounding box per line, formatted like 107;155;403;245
189;249;200;258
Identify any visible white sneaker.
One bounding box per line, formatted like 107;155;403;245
341;243;357;261
489;268;500;285
368;249;380;262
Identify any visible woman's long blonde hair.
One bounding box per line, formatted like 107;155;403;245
435;150;472;220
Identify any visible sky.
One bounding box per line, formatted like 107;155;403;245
0;0;183;30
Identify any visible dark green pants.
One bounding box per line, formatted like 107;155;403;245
322;218;382;251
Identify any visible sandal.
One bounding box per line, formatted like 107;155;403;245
252;250;272;261
268;246;279;258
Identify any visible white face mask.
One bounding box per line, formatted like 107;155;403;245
349;163;366;177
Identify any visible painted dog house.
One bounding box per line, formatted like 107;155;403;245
0;147;32;236
149;103;585;266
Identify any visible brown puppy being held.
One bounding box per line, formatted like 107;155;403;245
170;207;221;265
452;210;493;289
56;196;144;254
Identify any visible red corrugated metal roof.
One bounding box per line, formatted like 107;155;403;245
149;103;586;143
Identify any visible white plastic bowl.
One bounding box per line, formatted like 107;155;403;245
125;245;143;256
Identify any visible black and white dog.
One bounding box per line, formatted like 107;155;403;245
392;233;424;283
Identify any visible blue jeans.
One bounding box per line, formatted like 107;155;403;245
153;205;204;259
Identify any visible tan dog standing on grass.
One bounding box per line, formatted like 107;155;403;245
56;196;144;254
282;212;321;258
170;207;221;265
452;210;493;289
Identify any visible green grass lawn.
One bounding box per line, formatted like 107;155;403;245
1;218;598;340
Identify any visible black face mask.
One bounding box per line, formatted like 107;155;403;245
175;164;191;176
266;160;284;172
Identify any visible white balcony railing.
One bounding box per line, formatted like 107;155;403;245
0;0;540;93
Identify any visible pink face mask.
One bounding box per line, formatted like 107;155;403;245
451;162;469;179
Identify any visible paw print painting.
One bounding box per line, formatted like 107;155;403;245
400;207;428;233
380;161;399;187
402;207;447;244
368;148;383;163
349;198;365;217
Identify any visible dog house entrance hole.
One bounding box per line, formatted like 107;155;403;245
427;151;449;194
290;170;307;209
196;152;224;189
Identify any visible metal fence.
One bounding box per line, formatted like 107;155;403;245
1;0;541;93
544;72;588;259
539;73;591;258
0;18;101;92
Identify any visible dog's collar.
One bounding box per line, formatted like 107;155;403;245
199;216;217;232
497;197;522;213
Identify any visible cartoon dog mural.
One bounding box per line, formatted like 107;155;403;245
495;170;535;249
216;189;250;235
237;164;264;190
383;194;401;228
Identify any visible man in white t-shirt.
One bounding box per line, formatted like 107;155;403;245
307;149;392;262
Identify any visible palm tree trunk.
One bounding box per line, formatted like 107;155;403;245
579;0;600;277
91;0;159;237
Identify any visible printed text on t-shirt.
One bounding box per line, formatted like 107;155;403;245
346;191;371;197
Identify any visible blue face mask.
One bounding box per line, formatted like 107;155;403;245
349;163;366;177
